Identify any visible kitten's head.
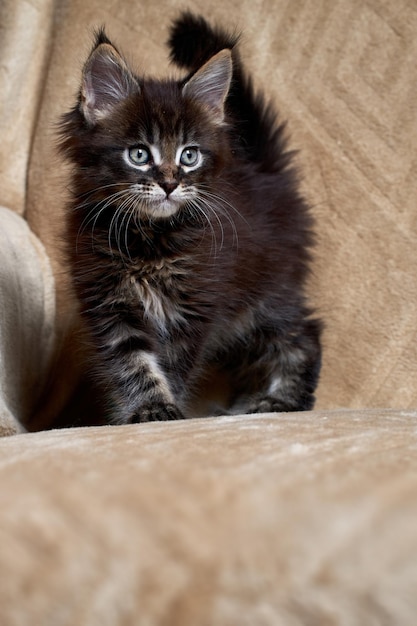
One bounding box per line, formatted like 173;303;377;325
61;30;233;221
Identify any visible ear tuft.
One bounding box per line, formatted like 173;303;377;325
81;41;138;125
182;49;232;123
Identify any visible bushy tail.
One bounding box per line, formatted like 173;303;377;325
168;11;239;71
168;12;292;173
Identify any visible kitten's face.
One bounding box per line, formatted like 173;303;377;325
123;140;202;219
63;40;233;222
100;88;221;221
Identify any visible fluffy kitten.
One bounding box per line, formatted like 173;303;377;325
59;12;322;424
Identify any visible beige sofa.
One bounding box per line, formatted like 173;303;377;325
1;0;416;623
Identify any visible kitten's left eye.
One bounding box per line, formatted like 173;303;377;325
180;147;200;167
128;146;151;166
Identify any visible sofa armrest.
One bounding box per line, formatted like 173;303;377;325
0;206;55;435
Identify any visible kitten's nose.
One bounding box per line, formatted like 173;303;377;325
160;180;178;196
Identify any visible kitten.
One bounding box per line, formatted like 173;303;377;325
59;12;322;424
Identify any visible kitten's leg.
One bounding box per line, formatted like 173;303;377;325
107;350;184;424
91;308;210;424
91;318;186;424
229;316;322;414
118;351;184;424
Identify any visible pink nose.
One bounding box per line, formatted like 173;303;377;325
160;180;178;196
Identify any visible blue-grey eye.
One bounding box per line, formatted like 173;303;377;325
180;147;200;167
128;146;150;166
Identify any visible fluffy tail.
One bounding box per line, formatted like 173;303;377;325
168;12;292;173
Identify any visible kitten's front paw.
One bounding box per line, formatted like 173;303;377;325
130;402;185;423
249;396;290;414
248;393;315;414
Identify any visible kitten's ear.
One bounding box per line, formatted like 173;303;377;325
81;41;138;125
182;49;232;124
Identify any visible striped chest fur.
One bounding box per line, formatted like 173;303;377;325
122;256;191;334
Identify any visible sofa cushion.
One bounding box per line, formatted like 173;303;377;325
1;409;416;624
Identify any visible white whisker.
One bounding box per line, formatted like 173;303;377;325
72;178;244;262
188;184;246;254
75;186;133;253
187;198;220;257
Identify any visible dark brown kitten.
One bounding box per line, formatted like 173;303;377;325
59;13;322;424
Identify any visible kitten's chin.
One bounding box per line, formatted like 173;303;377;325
139;198;182;220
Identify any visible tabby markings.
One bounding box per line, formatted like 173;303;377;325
127;259;189;334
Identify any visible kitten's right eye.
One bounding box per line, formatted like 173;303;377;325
128;146;151;166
